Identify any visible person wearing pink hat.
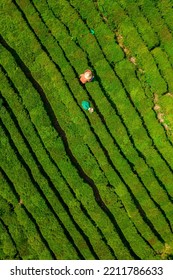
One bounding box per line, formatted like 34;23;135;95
80;69;94;84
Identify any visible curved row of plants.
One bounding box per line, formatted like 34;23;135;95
0;0;173;259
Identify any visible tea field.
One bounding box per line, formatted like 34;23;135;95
0;0;173;260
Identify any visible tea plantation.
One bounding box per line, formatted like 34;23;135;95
0;0;173;260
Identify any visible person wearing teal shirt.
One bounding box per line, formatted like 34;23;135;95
81;101;94;113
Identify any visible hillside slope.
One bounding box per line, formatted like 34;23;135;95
0;0;173;260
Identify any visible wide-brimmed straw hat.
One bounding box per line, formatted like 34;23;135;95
84;70;92;79
88;107;94;113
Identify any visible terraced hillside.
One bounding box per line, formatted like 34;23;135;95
0;0;173;260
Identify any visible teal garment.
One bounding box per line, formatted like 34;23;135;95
90;29;95;35
82;101;90;110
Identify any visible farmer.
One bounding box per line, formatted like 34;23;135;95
81;101;94;113
80;69;94;84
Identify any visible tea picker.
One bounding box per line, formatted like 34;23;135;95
81;101;94;113
90;29;95;35
80;69;94;84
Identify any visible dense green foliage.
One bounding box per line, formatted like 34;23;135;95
0;0;173;260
